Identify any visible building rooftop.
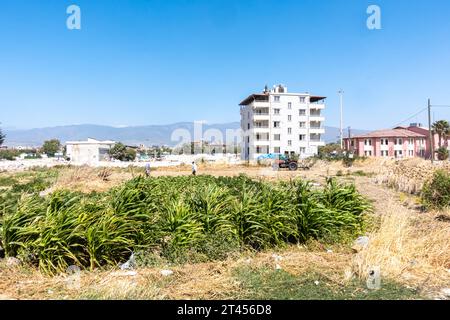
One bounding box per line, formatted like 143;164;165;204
66;138;116;145
350;128;427;139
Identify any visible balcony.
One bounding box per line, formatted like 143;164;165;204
310;103;325;110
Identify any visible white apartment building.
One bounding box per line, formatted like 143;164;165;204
240;84;326;161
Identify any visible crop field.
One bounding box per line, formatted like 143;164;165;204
0;159;449;300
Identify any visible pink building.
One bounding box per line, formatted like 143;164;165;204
344;124;449;159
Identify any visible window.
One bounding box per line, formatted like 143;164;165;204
274;108;280;115
274;96;280;102
288;102;292;109
380;139;389;145
274;134;281;141
299;147;306;154
299;109;306;116
288;128;292;135
364;150;372;156
364;139;372;146
409;150;414;156
299;134;306;141
395;150;403;158
273;121;280;128
299;97;306;103
288;115;292;121
299;122;306;128
396;138;403;145
288;140;292;146
248;112;250;118
256;146;261;153
274;147;281;153
409;138;414;145
247;123;250;130
247;137;250;143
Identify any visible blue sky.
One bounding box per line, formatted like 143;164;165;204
1;0;449;130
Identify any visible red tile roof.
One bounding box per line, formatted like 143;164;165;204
350;128;427;139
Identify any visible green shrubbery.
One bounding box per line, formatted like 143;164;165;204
421;170;450;209
0;175;371;274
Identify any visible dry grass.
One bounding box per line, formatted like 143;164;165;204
53;166;135;193
353;199;450;292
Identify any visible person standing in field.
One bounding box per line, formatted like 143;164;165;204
192;161;197;176
145;162;151;177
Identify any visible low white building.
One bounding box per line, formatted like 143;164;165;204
66;138;115;165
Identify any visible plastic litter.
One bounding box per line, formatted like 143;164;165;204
120;253;136;270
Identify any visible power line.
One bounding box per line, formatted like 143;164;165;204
392;107;428;128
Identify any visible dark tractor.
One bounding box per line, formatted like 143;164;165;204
272;155;299;171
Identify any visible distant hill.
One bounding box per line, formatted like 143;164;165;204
3;123;369;147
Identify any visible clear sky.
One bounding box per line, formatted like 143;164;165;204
1;0;449;130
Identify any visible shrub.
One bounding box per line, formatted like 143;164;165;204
421;170;450;209
436;147;449;161
0;175;371;274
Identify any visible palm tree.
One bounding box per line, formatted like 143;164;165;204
432;120;450;147
0;127;5;147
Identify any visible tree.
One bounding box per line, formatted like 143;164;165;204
41;139;61;157
436;147;449;161
318;143;342;157
109;142;136;161
0;127;5;147
432;120;450;148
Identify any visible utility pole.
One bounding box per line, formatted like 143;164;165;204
338;90;344;149
428;98;434;164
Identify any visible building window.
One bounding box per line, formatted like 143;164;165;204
381;139;389;145
247;123;250;130
247;137;250;143
396;138;403;145
288;128;292;135
273;121;280;128
274;108;280;115
299;147;306;154
409;138;414;145
274;96;280;102
288;140;292;146
299;134;306;141
409;150;414;156
395;150;403;158
364;150;373;156
288;115;292;121
299;109;306;116
299;97;306;103
299;122;306;128
364;139;372;146
274;147;281;153
288;102;292;109
274;134;281;141
256;146;261;153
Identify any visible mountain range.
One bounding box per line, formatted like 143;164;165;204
3;123;369;147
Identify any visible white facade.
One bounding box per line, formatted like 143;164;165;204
66;138;115;165
240;85;326;161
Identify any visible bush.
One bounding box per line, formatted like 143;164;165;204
0;149;20;160
0;175;371;274
421;170;450;209
436;147;449;161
